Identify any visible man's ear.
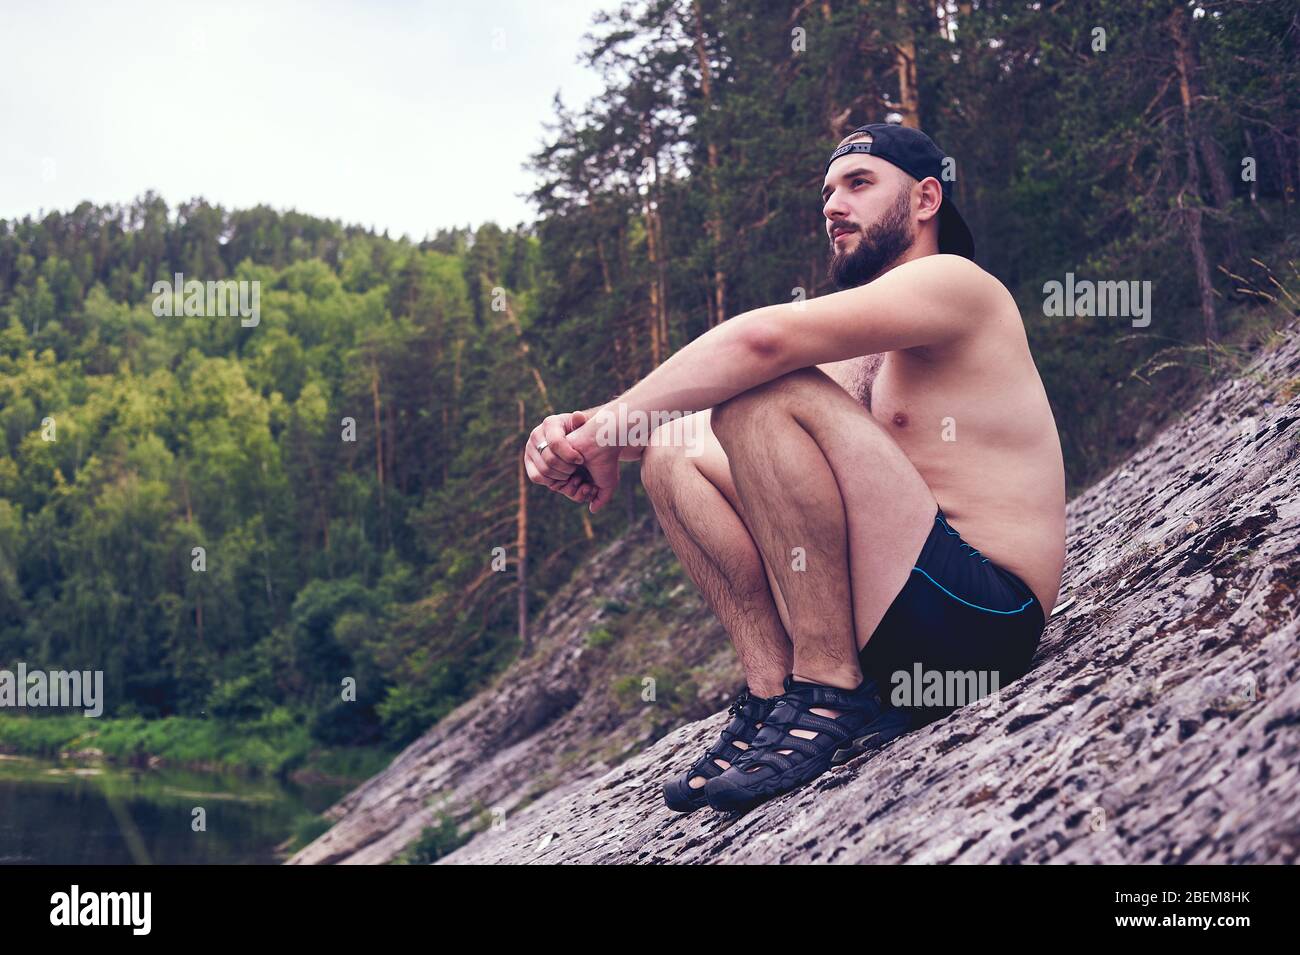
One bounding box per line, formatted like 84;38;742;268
916;176;944;224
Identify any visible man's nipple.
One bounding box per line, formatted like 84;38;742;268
891;411;908;428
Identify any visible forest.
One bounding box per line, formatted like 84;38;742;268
1;0;1296;755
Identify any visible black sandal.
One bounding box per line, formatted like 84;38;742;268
828;705;914;765
662;688;776;813
704;675;884;812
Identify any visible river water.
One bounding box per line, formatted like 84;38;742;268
0;753;351;864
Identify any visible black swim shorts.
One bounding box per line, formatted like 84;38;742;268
857;506;1046;729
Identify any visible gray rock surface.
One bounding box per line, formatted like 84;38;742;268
288;509;746;865
295;322;1300;864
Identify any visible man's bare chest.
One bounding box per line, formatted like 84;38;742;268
819;354;885;411
850;354;886;411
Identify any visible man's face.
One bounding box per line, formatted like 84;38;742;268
821;152;917;289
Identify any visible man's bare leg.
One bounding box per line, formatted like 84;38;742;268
642;410;793;698
641;410;792;790
709;366;937;754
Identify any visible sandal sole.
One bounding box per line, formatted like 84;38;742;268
663;789;711;813
704;752;838;812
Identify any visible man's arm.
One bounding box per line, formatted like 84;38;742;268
574;254;997;454
581;408;645;462
748;254;1000;370
572;404;645;462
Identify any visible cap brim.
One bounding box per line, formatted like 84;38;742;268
938;196;975;260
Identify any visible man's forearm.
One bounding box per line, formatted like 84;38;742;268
575;404;644;462
587;312;777;451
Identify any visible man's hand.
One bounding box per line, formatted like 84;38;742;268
524;408;627;512
567;408;623;514
524;411;589;499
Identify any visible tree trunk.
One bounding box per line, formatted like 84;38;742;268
496;275;595;542
654;178;669;354
1170;8;1219;354
692;0;727;328
595;236;615;295
894;0;921;127
644;163;664;368
1199;137;1236;215
517;398;530;655
1169;6;1239;264
385;394;397;496
623;459;638;526
1242;128;1272;224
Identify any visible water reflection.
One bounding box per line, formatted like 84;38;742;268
0;753;350;864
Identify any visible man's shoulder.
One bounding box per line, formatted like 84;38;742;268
897;253;1010;300
872;254;1013;328
885;255;1020;358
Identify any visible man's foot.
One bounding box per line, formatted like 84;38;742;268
704;674;884;812
662;688;776;813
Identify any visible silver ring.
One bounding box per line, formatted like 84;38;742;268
536;440;549;453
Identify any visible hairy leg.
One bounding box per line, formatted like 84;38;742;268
711;367;937;742
642;411;805;790
641;409;793;700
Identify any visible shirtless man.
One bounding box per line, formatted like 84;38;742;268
523;123;1066;813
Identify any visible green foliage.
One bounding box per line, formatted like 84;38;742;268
285;814;334;854
0;708;381;777
208;673;274;721
611;664;698;720
0;199;601;751
637;559;686;610
395;810;469;864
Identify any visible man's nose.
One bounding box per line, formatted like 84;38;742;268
824;207;849;231
823;193;849;220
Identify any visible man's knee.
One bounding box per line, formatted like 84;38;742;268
712;367;826;438
640;432;686;496
711;387;769;439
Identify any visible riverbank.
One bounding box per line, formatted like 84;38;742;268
0;709;396;786
0;748;358;863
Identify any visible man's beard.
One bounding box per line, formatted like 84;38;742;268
827;188;915;289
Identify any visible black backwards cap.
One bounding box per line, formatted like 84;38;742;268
825;123;974;260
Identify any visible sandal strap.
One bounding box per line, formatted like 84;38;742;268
685;755;730;781
702;737;746;764
736;677;881;771
751;749;796;773
690;688;775;772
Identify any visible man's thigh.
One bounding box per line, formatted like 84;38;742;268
651;409;797;640
710;366;939;651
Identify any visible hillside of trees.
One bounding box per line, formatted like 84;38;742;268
1;0;1296;752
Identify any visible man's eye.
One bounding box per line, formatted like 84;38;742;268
853;178;868;187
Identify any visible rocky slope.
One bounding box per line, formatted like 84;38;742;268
288;505;748;864
294;322;1300;865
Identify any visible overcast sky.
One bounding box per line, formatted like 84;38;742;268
0;0;609;239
